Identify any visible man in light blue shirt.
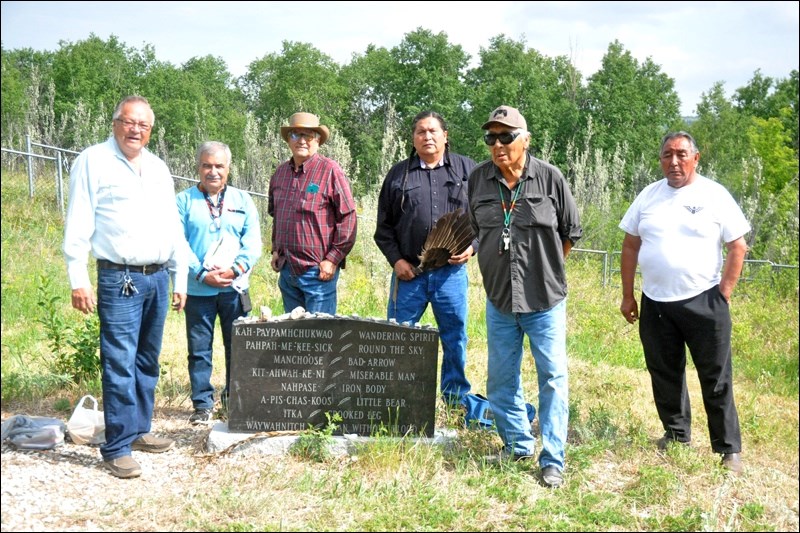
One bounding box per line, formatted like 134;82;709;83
176;141;262;424
63;95;188;479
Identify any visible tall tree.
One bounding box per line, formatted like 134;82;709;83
688;82;752;195
463;35;583;166
237;41;347;136
50;34;143;144
583;40;681;185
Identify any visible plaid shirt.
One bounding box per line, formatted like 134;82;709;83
269;153;357;275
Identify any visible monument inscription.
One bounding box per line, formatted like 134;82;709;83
228;317;439;437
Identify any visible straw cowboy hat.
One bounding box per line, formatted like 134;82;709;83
280;112;330;145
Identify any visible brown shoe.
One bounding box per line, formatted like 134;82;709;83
104;455;142;478
721;452;743;474
131;433;174;453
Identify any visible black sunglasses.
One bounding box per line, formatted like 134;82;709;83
483;131;521;146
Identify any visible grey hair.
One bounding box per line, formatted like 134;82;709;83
196;141;232;167
660;131;699;153
113;95;154;123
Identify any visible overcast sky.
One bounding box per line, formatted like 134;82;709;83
2;1;797;116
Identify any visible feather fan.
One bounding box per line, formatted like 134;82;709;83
415;208;476;272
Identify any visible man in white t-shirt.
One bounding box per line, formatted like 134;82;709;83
619;131;750;474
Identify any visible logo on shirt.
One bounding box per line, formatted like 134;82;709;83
684;205;704;214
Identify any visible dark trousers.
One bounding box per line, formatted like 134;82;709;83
639;286;741;453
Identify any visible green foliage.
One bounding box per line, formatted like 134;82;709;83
583;40;682;183
464;34;583;167
35;274;101;386
291;411;343;462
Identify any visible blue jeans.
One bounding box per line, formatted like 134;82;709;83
184;290;245;410
96;268;169;461
388;263;471;404
485;298;569;470
279;264;339;315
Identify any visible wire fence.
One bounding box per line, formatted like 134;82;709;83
2;137;797;291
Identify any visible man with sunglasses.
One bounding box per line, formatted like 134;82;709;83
374;110;477;409
269;112;357;315
63;95;188;478
467;105;582;489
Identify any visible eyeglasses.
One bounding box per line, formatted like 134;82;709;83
289;131;318;142
483;131;521;146
115;118;152;131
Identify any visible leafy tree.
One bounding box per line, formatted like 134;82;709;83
733;69;774;118
583;40;681;187
341;29;470;192
141;55;247;175
1;45;28;146
463;34;583;166
733;69;798;155
238;41;347;137
767;70;799;154
747;116;797;194
1;46;54;147
689;82;753;196
339;44;397;194
382;27;470;131
50;34;143;146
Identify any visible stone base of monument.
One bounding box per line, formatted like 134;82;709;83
206;422;458;455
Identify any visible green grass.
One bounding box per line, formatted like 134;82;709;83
2;168;798;531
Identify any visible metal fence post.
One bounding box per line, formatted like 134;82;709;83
26;134;34;198
56;151;65;217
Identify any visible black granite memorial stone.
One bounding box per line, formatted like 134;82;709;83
227;316;440;437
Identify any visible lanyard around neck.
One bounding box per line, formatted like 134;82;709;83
202;186;226;231
497;181;522;228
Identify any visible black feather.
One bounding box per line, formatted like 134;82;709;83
416;209;475;272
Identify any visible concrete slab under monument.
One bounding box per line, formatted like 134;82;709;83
205;422;458;456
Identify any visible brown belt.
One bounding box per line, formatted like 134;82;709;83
97;260;166;275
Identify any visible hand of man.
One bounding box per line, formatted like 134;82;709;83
71;287;95;314
318;260;336;281
203;268;234;288
271;251;283;273
449;245;474;265
393;258;416;281
172;292;187;312
620;296;639;324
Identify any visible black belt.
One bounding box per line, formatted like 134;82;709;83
97;260;166;275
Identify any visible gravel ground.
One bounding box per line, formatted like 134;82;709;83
1;407;210;532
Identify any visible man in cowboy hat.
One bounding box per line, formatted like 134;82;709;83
268;112;357;315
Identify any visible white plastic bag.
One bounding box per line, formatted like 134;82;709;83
66;395;105;445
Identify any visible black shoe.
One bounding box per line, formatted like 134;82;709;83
721;452;743;474
189;408;214;425
656;435;691;451
541;466;564;488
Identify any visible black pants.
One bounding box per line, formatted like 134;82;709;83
639;286;741;453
